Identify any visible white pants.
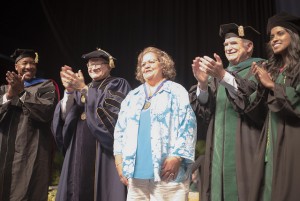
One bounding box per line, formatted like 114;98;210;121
127;178;190;201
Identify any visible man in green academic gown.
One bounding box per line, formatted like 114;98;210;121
189;23;265;201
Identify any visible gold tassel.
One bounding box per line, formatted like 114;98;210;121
35;52;39;63
109;56;115;68
238;26;245;37
96;48;115;68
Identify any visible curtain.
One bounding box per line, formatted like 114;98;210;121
1;0;276;90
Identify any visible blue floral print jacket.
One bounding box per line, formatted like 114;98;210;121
114;80;197;182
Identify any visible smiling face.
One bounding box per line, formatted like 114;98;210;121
223;37;253;65
269;26;291;55
15;57;37;80
141;52;164;85
87;57;111;81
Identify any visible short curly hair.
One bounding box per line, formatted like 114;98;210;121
135;47;176;83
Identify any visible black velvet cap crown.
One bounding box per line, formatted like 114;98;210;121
219;23;260;42
10;49;38;63
82;48;116;68
267;12;300;34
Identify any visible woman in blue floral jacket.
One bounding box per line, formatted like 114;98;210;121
114;47;197;201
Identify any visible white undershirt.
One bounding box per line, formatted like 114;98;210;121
2;93;26;104
196;71;238;104
60;91;75;120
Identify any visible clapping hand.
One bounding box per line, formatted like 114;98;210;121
6;71;25;99
192;57;209;90
251;62;275;91
199;53;225;80
60;65;86;92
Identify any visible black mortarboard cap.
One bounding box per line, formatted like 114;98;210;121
10;48;38;63
81;48;116;68
219;23;260;42
267;12;300;34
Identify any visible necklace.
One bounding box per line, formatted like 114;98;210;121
142;80;167;110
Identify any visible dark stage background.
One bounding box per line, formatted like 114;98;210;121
1;0;299;94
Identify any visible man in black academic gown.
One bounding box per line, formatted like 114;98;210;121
0;49;59;201
52;48;131;201
189;24;266;201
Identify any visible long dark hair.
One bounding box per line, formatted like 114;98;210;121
266;29;300;86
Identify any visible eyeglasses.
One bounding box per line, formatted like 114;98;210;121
141;59;159;68
87;62;108;69
17;61;36;66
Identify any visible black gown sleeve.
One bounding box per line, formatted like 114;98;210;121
226;73;268;127
51;102;83;155
189;81;216;141
0;80;58;123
